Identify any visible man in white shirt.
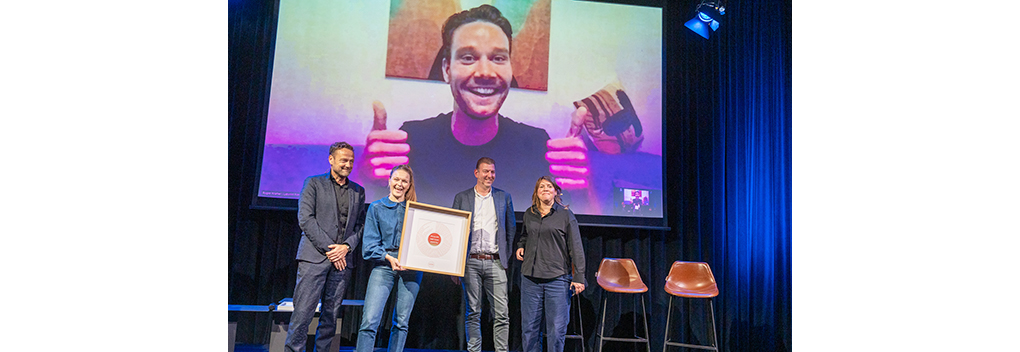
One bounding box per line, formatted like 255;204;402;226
451;157;517;352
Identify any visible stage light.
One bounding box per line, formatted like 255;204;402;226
685;1;726;39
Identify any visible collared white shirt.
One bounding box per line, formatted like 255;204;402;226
470;187;499;254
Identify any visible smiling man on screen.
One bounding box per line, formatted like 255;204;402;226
363;4;591;208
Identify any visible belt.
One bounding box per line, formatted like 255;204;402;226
469;253;499;260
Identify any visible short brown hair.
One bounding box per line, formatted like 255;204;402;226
475;157;495;170
328;142;354;156
440;5;513;62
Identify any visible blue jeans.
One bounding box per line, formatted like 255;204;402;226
463;257;509;352
521;274;572;352
355;259;423;352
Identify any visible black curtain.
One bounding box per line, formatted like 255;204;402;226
228;0;791;351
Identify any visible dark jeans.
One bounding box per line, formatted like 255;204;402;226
521;274;572;352
285;259;353;352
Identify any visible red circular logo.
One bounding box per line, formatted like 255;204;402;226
428;233;441;246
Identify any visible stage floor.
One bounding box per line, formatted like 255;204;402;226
234;345;467;352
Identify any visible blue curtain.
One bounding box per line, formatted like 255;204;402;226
671;0;793;350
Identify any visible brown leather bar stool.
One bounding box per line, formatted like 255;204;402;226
663;261;719;351
594;258;651;352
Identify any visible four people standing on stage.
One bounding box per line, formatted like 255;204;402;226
516;176;587;352
452;157;516;352
290;156;587;352
286;142;366;352
356;165;422;352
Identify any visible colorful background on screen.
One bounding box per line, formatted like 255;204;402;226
258;0;662;217
385;0;551;91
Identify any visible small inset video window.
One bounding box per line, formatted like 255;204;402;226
621;188;651;214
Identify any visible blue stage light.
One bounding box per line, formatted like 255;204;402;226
685;16;711;39
685;1;725;39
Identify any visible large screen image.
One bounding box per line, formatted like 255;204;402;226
257;0;663;219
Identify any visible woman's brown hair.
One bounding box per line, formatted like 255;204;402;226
529;176;564;215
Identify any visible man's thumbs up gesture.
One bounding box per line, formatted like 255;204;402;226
545;106;591;190
363;101;410;180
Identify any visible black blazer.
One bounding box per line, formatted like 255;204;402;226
296;173;366;267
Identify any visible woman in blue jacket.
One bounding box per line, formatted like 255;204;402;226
356;165;421;352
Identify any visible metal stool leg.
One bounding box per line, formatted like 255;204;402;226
663;296;674;352
565;294;585;352
641;295;650;352
663;295;719;351
596;292;651;352
597;295;608;352
709;299;718;350
577;294;586;352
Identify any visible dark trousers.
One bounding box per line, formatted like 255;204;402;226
285;259;353;352
520;274;572;352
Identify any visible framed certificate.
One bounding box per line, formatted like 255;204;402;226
397;201;472;276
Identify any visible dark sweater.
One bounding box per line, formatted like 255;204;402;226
399;112;550;209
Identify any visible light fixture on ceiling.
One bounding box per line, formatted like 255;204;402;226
685;1;726;39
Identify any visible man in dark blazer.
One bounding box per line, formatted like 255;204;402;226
286;142;367;352
451;157;516;352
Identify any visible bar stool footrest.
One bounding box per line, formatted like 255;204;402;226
599;336;649;343
665;341;718;351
